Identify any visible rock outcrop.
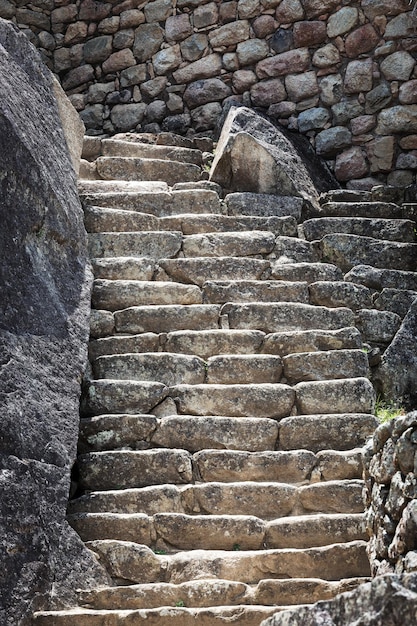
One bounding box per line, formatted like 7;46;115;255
0;19;107;626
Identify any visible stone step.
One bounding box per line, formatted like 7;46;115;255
344;265;417;292
93;353;207;386
88;232;182;259
205;354;283;384
270;262;342;283
77;577;368;611
282;349;369;383
319;201;403;219
261;328;362;356
91;257;156;280
225;302;355;334
114;305;221;334
355;308;401;345
68;511;366;551
182;231;276;257
278;413;378;453
159;214;297;236
163;329;266;359
92;280;202;311
32;605;285;626
86;540;370;584
294;377;375;415
302;217;416;243
88;334;160;361
81;379;169;417
96;156;201;186
202;280;309;304
69;478;364;518
80;188;221;217
272;236;319;264
101;139;203;165
224;192;303;221
319;234;417;272
308;281;373;310
374;288;417;318
171;383;295;418
158;257;270;286
84;206;160;233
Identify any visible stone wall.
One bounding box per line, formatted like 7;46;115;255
363;411;417;577
3;0;417;188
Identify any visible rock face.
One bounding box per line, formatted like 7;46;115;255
0;19;107;626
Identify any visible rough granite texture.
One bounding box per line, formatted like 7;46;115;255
0;19;108;626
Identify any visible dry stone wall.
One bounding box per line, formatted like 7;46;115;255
3;0;417;188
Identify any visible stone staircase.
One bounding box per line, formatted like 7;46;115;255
33;133;417;625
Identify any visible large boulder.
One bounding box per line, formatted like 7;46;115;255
0;19;108;626
209;106;336;205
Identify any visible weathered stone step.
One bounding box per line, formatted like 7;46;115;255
282;349;369;383
278;413;378;453
92;280;202;311
88;232;182;259
294;377;375;415
32;605;283;626
77;577;368;611
182;231;276;257
225;302;354;334
84;206;160;233
114;305;221;333
202;280;309;304
163;329;265;359
344;265;417;292
319;234;417;272
81;380;168;417
225;192;303;221
205;355;283;384
91;257;156;280
270;262;342;283
158;258;270;286
319;201;403;219
302;217;416;243
171;383;295;418
355;308;401;345
93;353;206;386
159;214;297;236
69;478;364;519
261;328;362;356
96;156;201;186
81;188;221;217
308;281;373;310
101;139;203;165
374;287;417;318
272;236;319;264
88;334;160;361
78;449;193;491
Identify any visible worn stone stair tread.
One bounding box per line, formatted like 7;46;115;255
80;189;222;216
202;280;309;304
114;305;221;333
91;257;156;281
84;206;160;233
282;349;369;383
273;236;319;264
101;139;203;165
278;413;378;452
355;308;401;344
224;192;303;221
182;231;276;257
319;233;417;272
270;262;343;283
92;280;203;310
374;287;417;318
96;156;201;186
69;478;364;518
225;302;355;334
32;605;286;626
88;334;160;361
88;231;182;259
319;201;403;219
344;264;417;292
158;257;271;286
158;214;297;236
81;379;169;417
262;327;362;355
301;216;417;243
76;577;368;610
171;383;295;418
294;377;375;415
93;353;207;386
163;329;266;359
308;281;373;310
205;354;283;384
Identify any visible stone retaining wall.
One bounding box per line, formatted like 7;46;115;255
364;411;417;577
3;0;417;188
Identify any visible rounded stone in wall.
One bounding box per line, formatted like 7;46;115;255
381;51;416;82
110;103;146;132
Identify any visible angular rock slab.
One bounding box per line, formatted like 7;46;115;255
295;377;375;415
282;349;369;383
92;280;202;310
81;379;168;416
91;257;156;281
171;383;295;418
159;257;271;286
298;480;365;514
101;139;203;165
68;512;152;544
345;265;417;292
84;206;160;234
96;156;201;186
160;214;298;237
206;354;283;384
182;231;276;257
79;414;158;452
210;106;320;204
262;328;362;356
86;540;162;584
115;304;221;333
88;333;160;361
202;280;309;304
225;192;303;220
88;231;182;259
309;281;373;311
164;329;266;359
302;217;417;243
271;262;343;283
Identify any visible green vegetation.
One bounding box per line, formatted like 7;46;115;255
152;548;167;555
232;543;241;551
375;396;405;423
175;600;185;607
